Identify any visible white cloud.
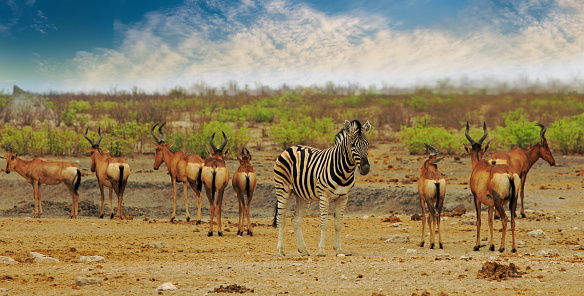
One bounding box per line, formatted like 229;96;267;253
57;0;584;92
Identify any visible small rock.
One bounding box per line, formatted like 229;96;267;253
0;256;18;265
384;234;410;243
441;217;448;221
411;214;421;221
142;241;166;248
156;282;177;291
75;277;103;286
435;253;451;260
461;220;476;225
340;275;348;280
571;245;584;250
517;241;526;248
406;249;417;254
336;253;346;257
527;229;546;238
362;215;370;219
79;256;106;263
525;210;535;214
392;222;403;227
28;252;59;263
537;249;559;256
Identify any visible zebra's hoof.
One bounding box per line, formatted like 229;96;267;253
195;220;201;225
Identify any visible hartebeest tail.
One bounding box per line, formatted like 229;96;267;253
417;143;446;249
75;169;82;192
118;165;124;193
464;122;520;253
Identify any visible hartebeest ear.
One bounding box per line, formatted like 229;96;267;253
101;149;110;154
223;148;229;156
85;148;94;153
205;148;212;157
463;144;470;154
483;141;490;153
166;140;175;148
236;153;242;161
0;155;4;159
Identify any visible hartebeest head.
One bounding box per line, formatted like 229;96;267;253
206;131;229;158
3;142;17;174
535;123;556;166
423;143;445;166
464;122;489;163
151;122;174;170
343;120;372;175
84;127;109;172
236;147;252;164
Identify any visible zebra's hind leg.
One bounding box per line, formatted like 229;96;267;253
332;195;349;256
275;188;292;257
292;197;310;256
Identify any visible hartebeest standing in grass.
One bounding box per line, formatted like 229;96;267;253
417;143;446;249
151;123;205;223
464;122;520;253
488;123;556;218
232;147;257;236
201;132;230;236
2;142;81;218
84;127;131;219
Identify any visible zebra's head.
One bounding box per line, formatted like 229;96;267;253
343;120;372;175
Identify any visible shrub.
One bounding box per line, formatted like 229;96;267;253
548;114;584;154
492;108;540;150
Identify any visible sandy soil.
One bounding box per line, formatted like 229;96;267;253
1;140;584;295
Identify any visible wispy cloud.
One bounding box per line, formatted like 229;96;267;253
31;10;57;35
57;0;584;92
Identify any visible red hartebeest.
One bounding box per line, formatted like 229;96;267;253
417;143;446;249
2;142;81;218
488;123;556;218
84;127;131;219
232;147;257;236
464;122;520;253
201;132;230;236
151;123;205;223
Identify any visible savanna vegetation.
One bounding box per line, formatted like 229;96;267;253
1;85;583;157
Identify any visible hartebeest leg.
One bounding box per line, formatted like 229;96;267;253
98;182;106;218
425;198;436;249
246;191;253;236
205;187;215;236
236;191;244;236
436;194;445;249
64;181;79;219
333;195;349;255
108;188;115;219
216;186;225;236
519;175;527;218
171;179;178;222
182;182;191;222
493;197;507;253
116;179;127;219
189;180;203;225
487;207;495;251
473;195;482;251
33;181;40;218
292;197;310;256
419;194;426;247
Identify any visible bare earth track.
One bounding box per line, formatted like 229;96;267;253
1;141;583;295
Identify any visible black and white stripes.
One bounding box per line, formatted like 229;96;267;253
272;119;371;256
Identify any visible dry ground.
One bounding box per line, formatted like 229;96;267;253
1;140;583;295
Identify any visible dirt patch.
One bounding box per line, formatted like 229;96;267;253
477;262;526;281
210;284;253;293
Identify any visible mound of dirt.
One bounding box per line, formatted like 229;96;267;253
477;262;525;281
210;284;253;293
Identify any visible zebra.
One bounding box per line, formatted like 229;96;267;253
272;119;372;256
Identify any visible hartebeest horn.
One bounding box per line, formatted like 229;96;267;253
536;123;547;140
96;127;103;146
424;143;438;156
209;132;218;151
151;124;162;143
159;122;167;142
219;131;228;151
465;122;488;145
84;128;95;147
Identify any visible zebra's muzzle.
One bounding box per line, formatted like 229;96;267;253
359;163;370;175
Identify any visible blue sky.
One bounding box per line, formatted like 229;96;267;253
1;0;583;94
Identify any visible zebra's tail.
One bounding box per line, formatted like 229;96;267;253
271;200;278;228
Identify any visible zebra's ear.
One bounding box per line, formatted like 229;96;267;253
344;120;352;133
363;120;371;133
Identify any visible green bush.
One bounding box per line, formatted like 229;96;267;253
548;114;584;154
492;108;540;150
270;116;337;150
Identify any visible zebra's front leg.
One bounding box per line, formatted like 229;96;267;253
333;195;349;255
293;197;310;256
317;196;331;257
